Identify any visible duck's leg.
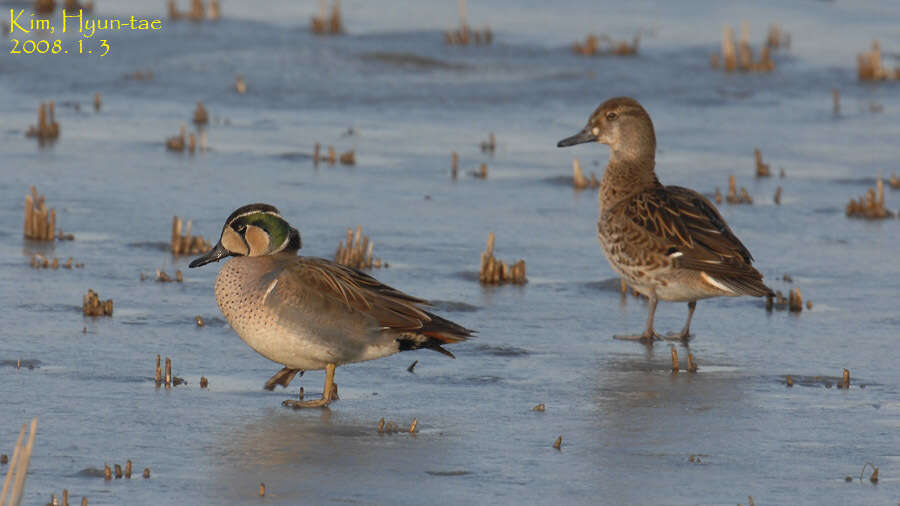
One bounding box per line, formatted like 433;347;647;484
263;367;303;391
664;301;696;341
614;295;661;342
282;363;337;409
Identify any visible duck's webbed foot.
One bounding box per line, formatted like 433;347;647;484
613;330;661;343
264;367;303;391
282;363;337;409
613;295;662;344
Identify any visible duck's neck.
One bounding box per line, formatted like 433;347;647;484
599;150;659;209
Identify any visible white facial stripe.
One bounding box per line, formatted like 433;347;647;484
269;232;291;254
592;127;600;136
229;210;281;224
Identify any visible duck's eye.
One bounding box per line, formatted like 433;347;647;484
606;112;618;121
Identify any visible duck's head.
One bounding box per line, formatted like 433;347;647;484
189;203;301;268
557;97;656;162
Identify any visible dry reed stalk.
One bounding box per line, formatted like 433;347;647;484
165;357;172;387
24;186;58;240
832;89;840;116
754;148;770;177
311;0;343;35
842;368;850;389
235;75;246;94
444;0;491;46
34;0;54;15
0;420;29;506
155;355;162;386
171;216;212;255
553;436;562;450
725;175;752;204
889;174;900;189
480;133;496;152
193;102;208;125
208;0;220;20
409;418;418;433
479;232;527;285
168;0;180;19
738;23;753;70
788;288;803;312
82;289;113;316
687;354;698;373
334;226;384;269
573;33;639;56
189;0;204;21
166;125;186;152
574;35;598;55
671;348;679;372
774;186;782;205
2;418;37;506
765;24;789;49
339;150;355;165
26;102;61;141
714;23;776;73
124;460;132;479
572;158;599;189
313;143;321;167
846;179;894;219
721;25;736;71
857;41;900;81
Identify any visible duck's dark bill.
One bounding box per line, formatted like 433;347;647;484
557;129;596;147
189;242;228;268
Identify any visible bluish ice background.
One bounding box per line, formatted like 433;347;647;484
1;0;899;504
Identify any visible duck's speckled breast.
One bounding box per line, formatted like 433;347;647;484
214;256;333;370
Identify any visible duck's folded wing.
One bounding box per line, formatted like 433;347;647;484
619;185;769;292
283;257;472;341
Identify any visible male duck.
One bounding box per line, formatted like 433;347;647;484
190;204;473;407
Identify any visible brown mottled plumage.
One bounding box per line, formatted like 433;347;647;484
558;97;771;341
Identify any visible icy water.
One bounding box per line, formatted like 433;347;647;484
2;0;900;504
